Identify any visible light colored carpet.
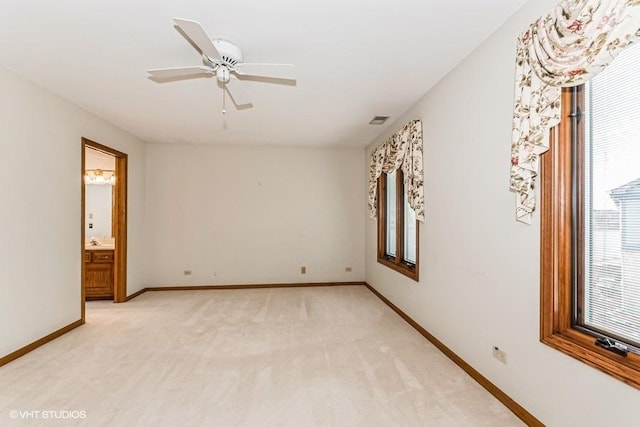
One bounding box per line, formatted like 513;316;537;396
0;285;523;426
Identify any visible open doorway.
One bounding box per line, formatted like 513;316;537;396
81;138;127;319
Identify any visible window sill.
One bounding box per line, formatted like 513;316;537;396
541;329;640;389
377;256;419;281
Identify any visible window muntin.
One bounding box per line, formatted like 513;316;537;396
377;169;419;280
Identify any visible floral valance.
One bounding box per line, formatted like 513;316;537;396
510;0;640;223
368;119;424;221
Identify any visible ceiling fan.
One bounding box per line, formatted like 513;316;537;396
148;18;296;109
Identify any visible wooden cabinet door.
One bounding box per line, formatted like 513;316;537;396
85;251;114;300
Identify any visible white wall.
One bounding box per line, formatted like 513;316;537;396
145;143;365;286
365;0;640;425
0;65;147;358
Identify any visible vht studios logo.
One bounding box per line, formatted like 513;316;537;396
9;410;87;420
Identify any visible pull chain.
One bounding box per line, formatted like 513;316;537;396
222;87;227;115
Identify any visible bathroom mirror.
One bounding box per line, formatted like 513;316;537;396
85;184;113;238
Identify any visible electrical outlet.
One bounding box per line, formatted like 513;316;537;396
492;346;507;364
300;266;306;274
345;267;352;272
183;270;192;276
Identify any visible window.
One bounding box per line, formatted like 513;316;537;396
377;169;419;280
541;43;640;388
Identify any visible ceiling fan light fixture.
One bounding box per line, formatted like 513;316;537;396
216;66;230;83
369;116;390;125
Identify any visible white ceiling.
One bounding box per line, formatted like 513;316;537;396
1;0;527;148
86;147;115;171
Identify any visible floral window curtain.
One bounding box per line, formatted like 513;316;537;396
368;119;424;222
510;0;640;223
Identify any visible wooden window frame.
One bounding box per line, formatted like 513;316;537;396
377;170;419;281
540;86;640;389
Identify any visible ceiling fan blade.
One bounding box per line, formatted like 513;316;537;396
147;66;212;79
173;18;221;61
234;63;296;80
225;76;251;107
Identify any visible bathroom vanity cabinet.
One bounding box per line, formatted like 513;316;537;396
84;249;114;300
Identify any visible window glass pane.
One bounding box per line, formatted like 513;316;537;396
583;43;640;346
404;197;416;264
386;171;396;257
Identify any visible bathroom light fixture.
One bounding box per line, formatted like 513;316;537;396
85;169;115;185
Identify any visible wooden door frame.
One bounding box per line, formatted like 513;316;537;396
81;138;128;320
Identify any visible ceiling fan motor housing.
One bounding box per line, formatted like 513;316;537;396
212;39;243;66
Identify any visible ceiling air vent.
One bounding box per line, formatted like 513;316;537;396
369;116;389;125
